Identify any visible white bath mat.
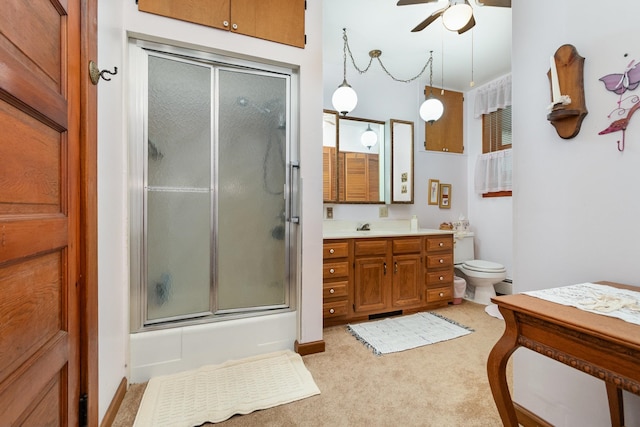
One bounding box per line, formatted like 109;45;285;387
133;350;320;427
347;312;473;355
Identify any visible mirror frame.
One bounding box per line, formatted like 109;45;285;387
322;110;339;203
390;119;414;204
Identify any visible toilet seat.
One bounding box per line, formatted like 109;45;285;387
461;260;506;273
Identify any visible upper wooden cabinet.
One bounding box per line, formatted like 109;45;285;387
138;0;306;48
424;86;464;153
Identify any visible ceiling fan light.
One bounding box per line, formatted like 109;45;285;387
442;3;473;31
332;81;358;116
361;124;378;149
419;96;444;124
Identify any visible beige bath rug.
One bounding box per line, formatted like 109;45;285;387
133;350;320;427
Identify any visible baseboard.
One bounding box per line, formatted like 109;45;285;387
100;377;128;427
515;402;553;427
294;339;325;356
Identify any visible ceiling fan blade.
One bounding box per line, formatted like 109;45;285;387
475;0;511;7
411;8;445;32
457;13;475;34
397;0;439;6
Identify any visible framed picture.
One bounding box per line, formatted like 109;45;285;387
428;179;440;205
439;184;451;209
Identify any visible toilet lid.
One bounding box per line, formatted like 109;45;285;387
462;260;506;273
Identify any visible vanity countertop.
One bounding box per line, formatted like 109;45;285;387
323;228;454;239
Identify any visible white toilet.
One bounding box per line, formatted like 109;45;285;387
453;233;506;305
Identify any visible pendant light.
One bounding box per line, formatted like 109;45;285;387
331;28;358;116
419;51;444;124
360;124;377;149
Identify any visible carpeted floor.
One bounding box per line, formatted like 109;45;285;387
112;300;511;426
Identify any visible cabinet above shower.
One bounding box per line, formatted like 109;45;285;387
322;110;414;204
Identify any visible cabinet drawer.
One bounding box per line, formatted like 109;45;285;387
426;253;453;269
426;286;452;303
323;300;348;318
323;261;349;279
323;280;348;299
323;241;349;259
392;238;422;254
426;269;454;286
354;239;388;256
425;236;453;252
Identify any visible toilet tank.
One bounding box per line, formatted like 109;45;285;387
454;234;475;264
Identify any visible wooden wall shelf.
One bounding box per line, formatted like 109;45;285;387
546;44;588;139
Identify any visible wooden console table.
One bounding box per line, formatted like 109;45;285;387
487;281;640;427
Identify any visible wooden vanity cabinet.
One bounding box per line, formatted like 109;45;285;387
391;238;423;309
138;0;306;48
353;239;390;314
322;234;453;325
322;240;350;323
424;235;454;305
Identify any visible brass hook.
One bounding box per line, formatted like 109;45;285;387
89;60;118;85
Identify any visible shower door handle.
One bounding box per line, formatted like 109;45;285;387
289;161;300;224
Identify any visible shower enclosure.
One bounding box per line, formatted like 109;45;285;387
129;40;298;331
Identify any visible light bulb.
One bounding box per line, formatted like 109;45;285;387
361;125;377;149
419;97;444;124
331;83;358;116
442;3;473;31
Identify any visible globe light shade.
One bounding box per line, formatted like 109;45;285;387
442;3;473;31
332;83;358;116
360;125;378;149
419;97;444;124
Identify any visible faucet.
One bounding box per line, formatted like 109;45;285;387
356;223;370;231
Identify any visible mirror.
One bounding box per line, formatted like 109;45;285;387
322;110;338;202
390;119;414;203
337;116;386;203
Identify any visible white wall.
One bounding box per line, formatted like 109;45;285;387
97;0;323;421
513;1;640;425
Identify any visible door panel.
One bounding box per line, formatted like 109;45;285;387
0;0;80;423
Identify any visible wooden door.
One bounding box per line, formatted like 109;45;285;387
0;0;84;424
354;257;389;313
392;254;422;308
232;0;305;48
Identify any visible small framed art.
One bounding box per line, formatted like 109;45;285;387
439;184;451;209
428;179;440;205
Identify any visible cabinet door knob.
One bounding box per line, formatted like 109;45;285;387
439;276;444;281
439;292;444;297
232;23;238;30
329;308;335;314
329;248;335;254
439;259;444;264
330;288;335;294
329;268;335;274
439;242;443;247
223;20;229;27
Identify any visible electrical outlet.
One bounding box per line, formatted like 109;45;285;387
326;207;333;219
379;205;388;218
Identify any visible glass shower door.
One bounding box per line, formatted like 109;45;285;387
135;43;293;328
215;69;289;312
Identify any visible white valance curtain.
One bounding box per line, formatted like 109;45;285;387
474;74;512;118
475;149;512;194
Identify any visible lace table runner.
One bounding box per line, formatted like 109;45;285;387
524;282;640;326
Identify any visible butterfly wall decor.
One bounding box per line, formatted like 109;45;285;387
598;58;640;151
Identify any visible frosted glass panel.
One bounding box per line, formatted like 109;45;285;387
216;70;287;311
146;191;211;321
147;55;211;189
145;54;212;322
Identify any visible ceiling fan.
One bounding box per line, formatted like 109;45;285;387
397;0;511;34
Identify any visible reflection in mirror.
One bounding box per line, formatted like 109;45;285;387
338;116;385;203
322;110;338;202
391;119;414;204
